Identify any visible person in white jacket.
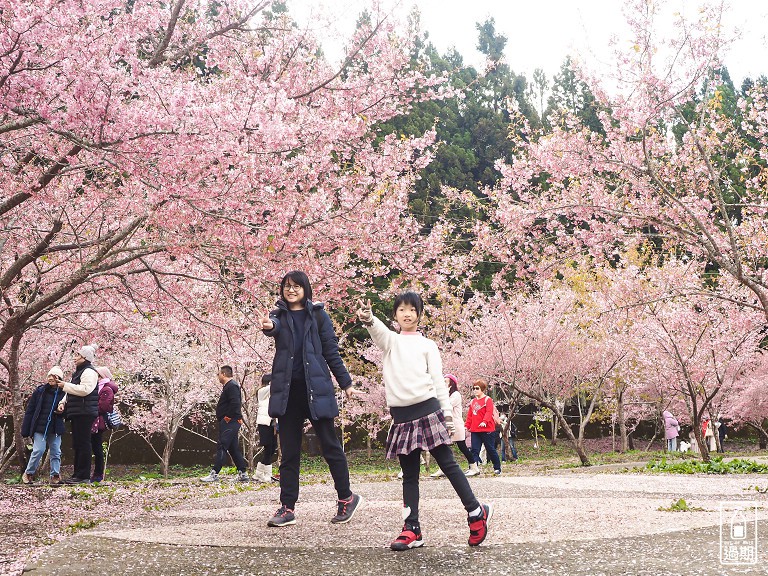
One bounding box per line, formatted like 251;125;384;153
255;373;276;482
56;345;100;484
357;293;492;551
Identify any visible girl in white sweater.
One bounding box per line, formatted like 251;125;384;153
357;292;492;551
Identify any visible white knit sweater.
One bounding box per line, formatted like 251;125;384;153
365;316;451;417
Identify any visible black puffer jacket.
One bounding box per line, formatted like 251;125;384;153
264;300;352;420
65;362;99;418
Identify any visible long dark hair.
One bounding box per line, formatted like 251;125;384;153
279;270;312;305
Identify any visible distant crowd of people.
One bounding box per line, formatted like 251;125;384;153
663;409;727;454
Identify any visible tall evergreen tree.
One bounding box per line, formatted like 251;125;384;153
544;57;604;134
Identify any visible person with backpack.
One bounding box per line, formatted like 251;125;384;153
259;271;362;527
465;379;502;475
21;366;67;485
56;345;100;484
90;366;118;483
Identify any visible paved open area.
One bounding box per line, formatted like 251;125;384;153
24;468;768;575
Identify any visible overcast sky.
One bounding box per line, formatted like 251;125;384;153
288;0;768;87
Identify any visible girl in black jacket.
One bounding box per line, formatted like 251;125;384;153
260;270;362;527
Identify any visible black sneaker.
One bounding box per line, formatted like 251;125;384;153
267;505;296;527
331;493;363;524
63;477;90;485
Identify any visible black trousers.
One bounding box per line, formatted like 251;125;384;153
258;424;277;465
455;439;475;464
91;430;104;477
69;416;93;480
398;443;480;527
277;383;351;509
213;419;247;473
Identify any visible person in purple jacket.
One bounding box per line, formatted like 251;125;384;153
90;366;119;482
663;409;680;452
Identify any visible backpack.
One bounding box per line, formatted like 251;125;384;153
105;408;123;429
491;402;502;426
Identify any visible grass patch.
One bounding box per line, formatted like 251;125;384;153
647;457;768;474
66;518;101;534
658;498;704;512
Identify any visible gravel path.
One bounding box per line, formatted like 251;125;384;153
24;470;768;575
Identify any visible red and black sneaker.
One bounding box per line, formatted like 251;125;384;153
390;524;424;551
467;503;493;546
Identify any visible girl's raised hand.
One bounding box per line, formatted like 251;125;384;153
260;312;274;331
356;298;373;324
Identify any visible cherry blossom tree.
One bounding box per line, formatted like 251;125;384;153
618;261;765;462
717;353;768;448
121;322;219;476
450;278;629;466
0;0;450;466
343;344;392;457
473;0;768;321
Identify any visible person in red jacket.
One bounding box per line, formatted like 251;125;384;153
464;379;501;475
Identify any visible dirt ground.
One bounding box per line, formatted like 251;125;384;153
9;461;768;576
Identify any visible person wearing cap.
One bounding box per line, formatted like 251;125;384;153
56;345;100;484
20;366;67;485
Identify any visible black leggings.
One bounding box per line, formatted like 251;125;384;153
398;443;480;527
455;439;474;464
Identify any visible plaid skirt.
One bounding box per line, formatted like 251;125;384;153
385;410;452;459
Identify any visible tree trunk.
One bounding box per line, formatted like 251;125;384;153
162;429;178;477
550;414;559;446
555;410;591;466
644;432;658;452
9;333;26;470
745;422;768;449
617;389;628;452
691;416;711;463
0;422;17;474
366;434;372;458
